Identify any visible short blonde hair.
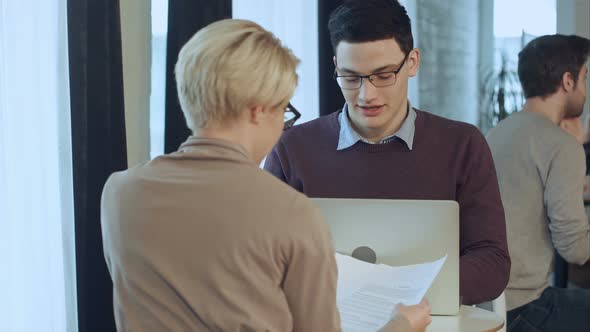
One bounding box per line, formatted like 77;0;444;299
175;19;300;130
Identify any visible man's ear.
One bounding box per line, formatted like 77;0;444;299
408;48;420;78
333;55;337;68
562;71;575;92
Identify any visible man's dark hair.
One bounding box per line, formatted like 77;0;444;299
518;34;590;99
328;0;413;55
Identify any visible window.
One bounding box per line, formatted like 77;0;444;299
494;0;556;70
484;0;556;127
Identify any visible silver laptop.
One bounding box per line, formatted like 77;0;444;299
311;198;460;315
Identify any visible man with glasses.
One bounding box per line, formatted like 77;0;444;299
265;0;510;306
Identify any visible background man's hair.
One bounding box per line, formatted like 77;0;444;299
328;0;413;55
518;34;590;99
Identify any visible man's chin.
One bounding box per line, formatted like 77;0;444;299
567;109;584;118
351;114;380;127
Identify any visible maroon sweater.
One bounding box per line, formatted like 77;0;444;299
264;109;510;305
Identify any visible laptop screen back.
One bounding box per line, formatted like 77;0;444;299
311;198;460;315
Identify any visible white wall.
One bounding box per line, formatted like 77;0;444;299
557;0;590;37
120;1;151;167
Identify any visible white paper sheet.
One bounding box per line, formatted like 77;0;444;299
335;253;447;332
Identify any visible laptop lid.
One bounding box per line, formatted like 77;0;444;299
311;198;460;315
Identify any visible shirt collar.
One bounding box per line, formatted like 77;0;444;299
337;101;416;151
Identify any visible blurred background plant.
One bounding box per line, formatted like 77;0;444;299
479;52;524;134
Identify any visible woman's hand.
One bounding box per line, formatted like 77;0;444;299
395;299;432;332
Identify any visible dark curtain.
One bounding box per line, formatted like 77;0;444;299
164;0;232;153
318;0;345;116
67;1;127;331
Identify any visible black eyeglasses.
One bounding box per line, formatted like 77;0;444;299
284;103;301;130
334;52;410;90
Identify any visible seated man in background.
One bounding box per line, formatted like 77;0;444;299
264;0;510;305
487;34;590;331
101;19;430;332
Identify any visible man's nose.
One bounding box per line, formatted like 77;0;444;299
358;78;378;102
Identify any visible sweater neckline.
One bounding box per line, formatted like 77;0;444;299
330;109;423;153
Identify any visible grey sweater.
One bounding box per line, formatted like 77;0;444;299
486;111;590;310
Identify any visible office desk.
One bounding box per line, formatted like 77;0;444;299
427;305;504;332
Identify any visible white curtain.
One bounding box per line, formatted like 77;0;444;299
149;0;169;158
0;0;77;331
233;0;319;124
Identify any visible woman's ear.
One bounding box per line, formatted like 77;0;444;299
248;105;264;125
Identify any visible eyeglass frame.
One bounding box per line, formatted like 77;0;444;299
333;51;410;90
284;103;301;130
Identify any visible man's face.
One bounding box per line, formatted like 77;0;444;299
565;63;588;118
334;39;419;139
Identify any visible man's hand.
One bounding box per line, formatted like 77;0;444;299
395;299;432;332
560;116;585;144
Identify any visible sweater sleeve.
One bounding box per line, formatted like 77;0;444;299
545;141;590;265
264;142;288;183
457;129;511;305
282;196;342;332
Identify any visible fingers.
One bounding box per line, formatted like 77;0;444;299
419;299;432;325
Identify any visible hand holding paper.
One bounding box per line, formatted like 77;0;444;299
335;253;447;332
393;299;432;332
